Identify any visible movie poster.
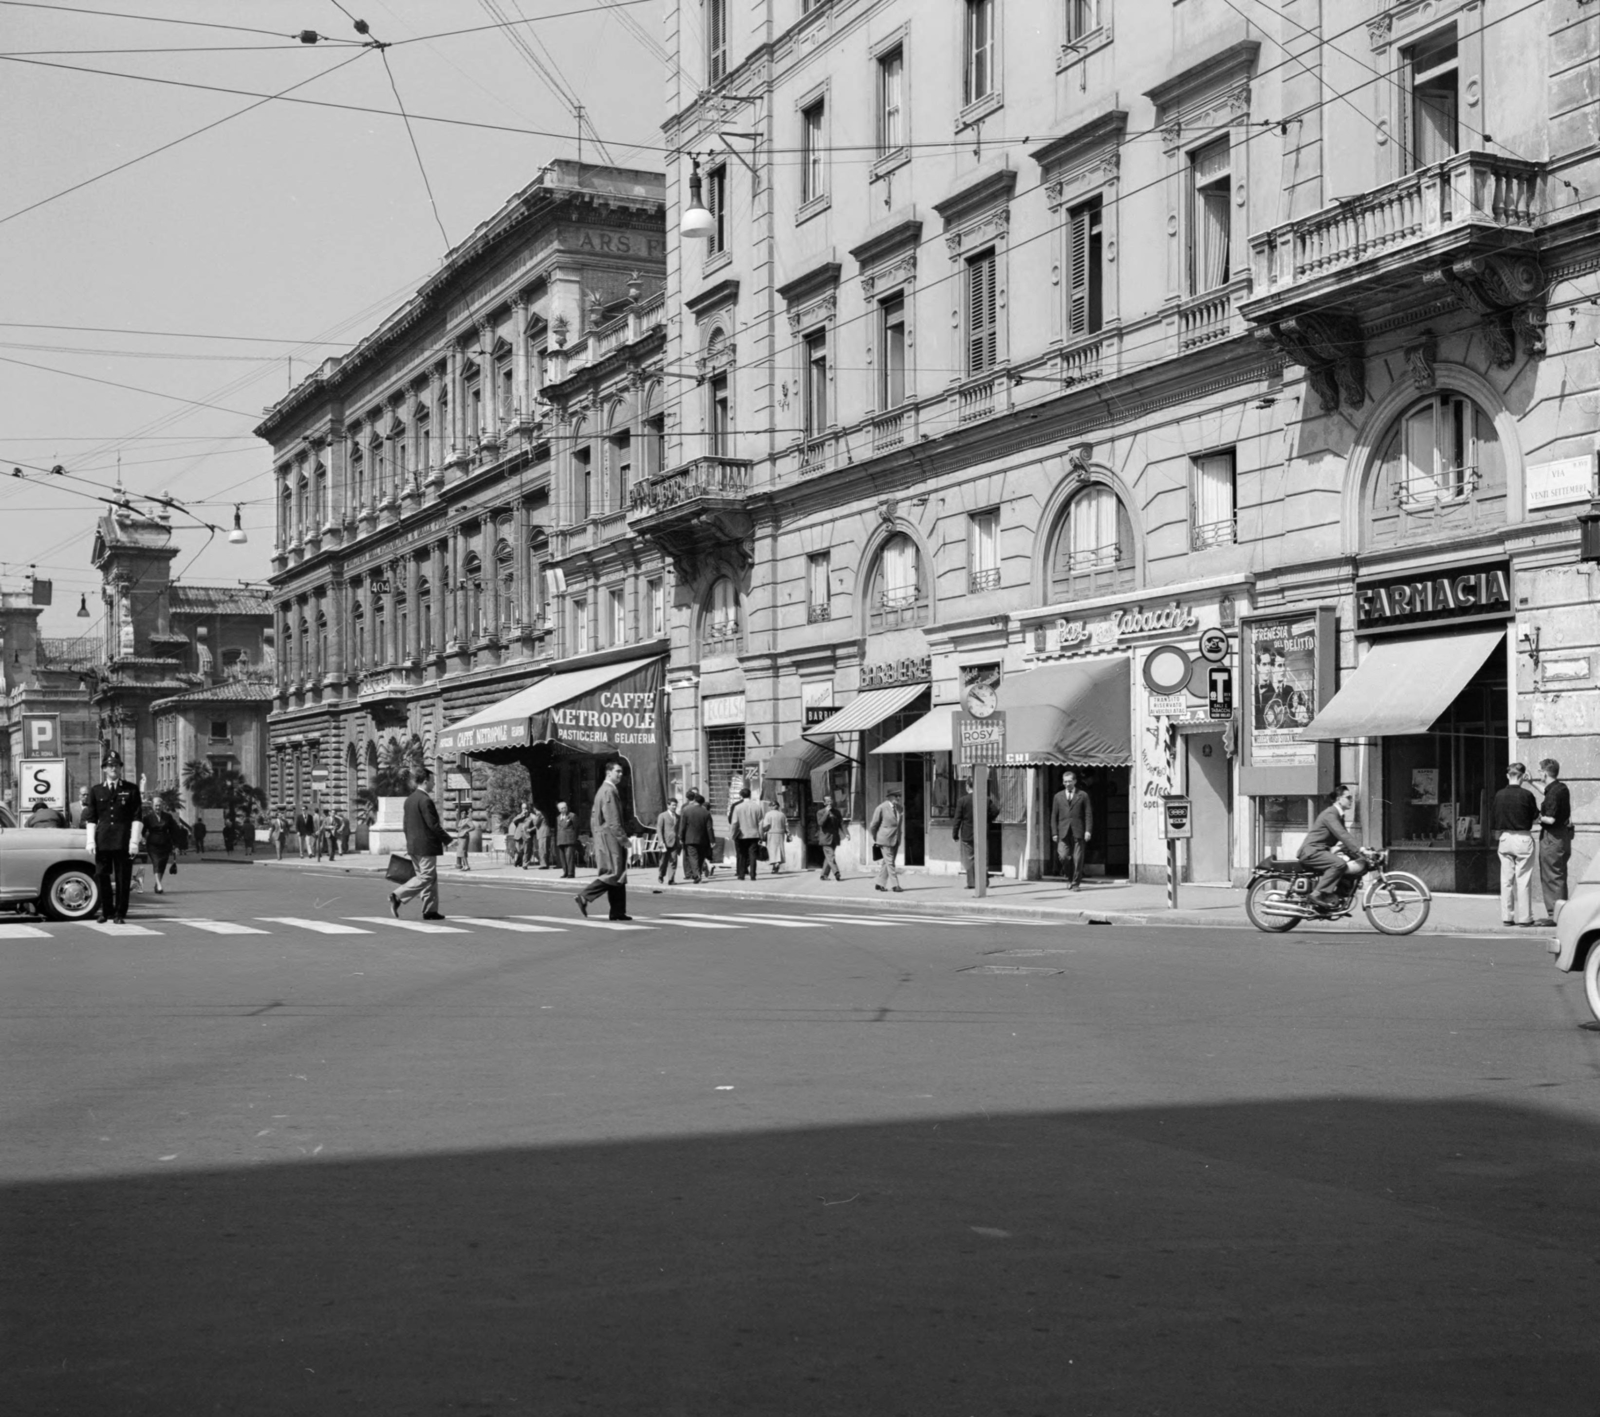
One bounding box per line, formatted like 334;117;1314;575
1247;617;1318;766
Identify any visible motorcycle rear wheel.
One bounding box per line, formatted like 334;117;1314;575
1245;876;1299;933
1362;870;1431;935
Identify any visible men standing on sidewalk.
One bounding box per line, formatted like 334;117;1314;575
729;787;765;881
389;767;450;921
532;803;552;869
655;797;681;885
868;788;905;893
679;791;711;883
1492;762;1540;927
816;796;844;881
1536;757;1572;926
953;778;998;890
1051;771;1093;892
555;801;579;877
577;760;632;921
295;803;312;857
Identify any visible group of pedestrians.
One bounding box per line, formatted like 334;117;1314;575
1492;758;1572;927
267;805;349;861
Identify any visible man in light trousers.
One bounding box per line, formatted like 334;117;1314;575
389;767;451;921
1491;761;1540;927
868;788;905;893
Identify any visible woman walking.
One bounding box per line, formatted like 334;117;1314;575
140;801;183;895
762;799;788;875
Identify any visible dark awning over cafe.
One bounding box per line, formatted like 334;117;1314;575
996;658;1131;766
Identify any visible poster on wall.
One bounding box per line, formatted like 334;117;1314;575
1246;616;1319;767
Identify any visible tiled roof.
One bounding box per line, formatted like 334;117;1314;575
152;678;275;711
169;585;272;617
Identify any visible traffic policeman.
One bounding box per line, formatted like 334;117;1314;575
83;751;143;925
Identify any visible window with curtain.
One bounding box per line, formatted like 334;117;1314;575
573;598;589;655
709;374;731;456
1405;29;1458;172
1050;485;1135;599
1189;138;1231;294
1065;0;1096;42
966;248;998;375
705;577;741;645
878;47;904;155
969;510;1000;591
871;534;927;630
808;551;831;621
496;541;514;633
648;578;665;638
802;100;826;203
804;330;828;437
1066;195;1103;337
965;0;995;106
1190;450;1237;548
879;294;907;408
1367;393;1504;547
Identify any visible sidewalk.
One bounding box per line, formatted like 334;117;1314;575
249;851;1534;936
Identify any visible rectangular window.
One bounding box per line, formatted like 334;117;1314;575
573;598;589;655
1065;0;1096;42
707;0;727;82
1066;196;1103;337
644;414;665;477
1404;29;1458;171
807;551;831;621
804;330;829;437
209;719;230;742
880;294;907;408
609;588;627;646
648;578;665;638
1189;139;1231;294
609;431;632;510
969;509;1000;591
966;248;998;376
709;375;731;456
802;100;826;204
965;0;996;106
878;47;904;156
707;163;728;254
573;446;592;520
1190;449;1237;548
467;384;482;440
499;365;514;420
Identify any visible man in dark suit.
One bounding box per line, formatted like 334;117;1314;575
952;778;999;890
389;767;451;920
577;760;631;921
83;750;143;925
1536;757;1572;927
555;801;580;877
678;790;712;883
1050;770;1093;891
1298;784;1366;904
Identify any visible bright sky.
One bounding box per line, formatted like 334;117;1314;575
1;0;667;641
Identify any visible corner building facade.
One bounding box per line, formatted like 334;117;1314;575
649;0;1600;886
261;163;672;832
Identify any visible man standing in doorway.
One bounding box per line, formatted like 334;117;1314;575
868;788;905;893
389;767;451;921
1493;762;1541;927
1051;771;1093;891
577;760;632;921
1535;757;1572;926
84;750;142;925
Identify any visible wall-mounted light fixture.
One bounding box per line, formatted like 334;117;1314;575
680;158;716;241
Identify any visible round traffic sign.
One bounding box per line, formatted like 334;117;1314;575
1142;643;1193;696
1197;627;1229;664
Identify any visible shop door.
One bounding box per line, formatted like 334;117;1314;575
903;754;926;866
1185;733;1231;883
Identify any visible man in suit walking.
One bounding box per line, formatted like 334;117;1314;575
952;778;999;890
577;760;632;921
389;767;451;920
678;790;712;883
867;788;905;893
1051;770;1093;891
816;796;845;881
729;786;765;881
655;797;681;885
84;750;143;925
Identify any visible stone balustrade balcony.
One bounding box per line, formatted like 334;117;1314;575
625;456;754;579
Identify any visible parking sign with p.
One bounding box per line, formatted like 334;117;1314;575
23;715;60;758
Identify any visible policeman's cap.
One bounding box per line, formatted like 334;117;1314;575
102;751;124;768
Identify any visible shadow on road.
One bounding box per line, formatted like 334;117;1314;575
8;1096;1600;1415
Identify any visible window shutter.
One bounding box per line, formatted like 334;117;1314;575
968;250;997;374
1067;208;1089;336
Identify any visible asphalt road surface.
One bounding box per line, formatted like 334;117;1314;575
5;862;1600;1416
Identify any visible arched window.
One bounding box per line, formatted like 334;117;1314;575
395;585;409;660
349;440;364;511
372;592;387;667
868;534;928;631
1366;392;1505;548
392;422;408;491
352;601;366;670
1048;485;1135;601
370;435;385;499
462;553;483;642
417;576;433;656
496;540;515;634
314;610;328;677
704;577;741;647
297;618;309;679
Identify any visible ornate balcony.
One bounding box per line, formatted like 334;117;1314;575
1242;151;1548;411
626;456;754;579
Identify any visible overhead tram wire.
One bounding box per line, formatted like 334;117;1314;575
0;322;357;346
377;44;453;251
0;0;364;42
476;0;614;165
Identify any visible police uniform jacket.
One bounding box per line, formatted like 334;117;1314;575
85;779;143;853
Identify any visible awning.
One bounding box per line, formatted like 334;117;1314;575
762;734;836;780
872;703;958;755
996;657;1132;766
805;683;928;737
1300;628;1503;740
437;658;653;755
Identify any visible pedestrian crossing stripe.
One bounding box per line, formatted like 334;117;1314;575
257;918;372;934
657;915;746;929
176;919;270;935
514;914;651;932
0;923;50;938
666;912;830;929
83;922;161;936
450;917;567;933
348;916;468;934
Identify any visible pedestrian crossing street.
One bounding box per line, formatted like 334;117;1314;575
0;910;1037;941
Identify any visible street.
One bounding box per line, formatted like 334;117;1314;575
5;861;1600;1416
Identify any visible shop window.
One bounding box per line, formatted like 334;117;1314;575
1049;484;1135;600
705;726;746;819
1190;449;1237;548
1366;393;1505;548
808;551;832;622
969;510;1000;591
704;577;741;648
1404;28;1458;172
869;534;927;631
1189;138;1231;294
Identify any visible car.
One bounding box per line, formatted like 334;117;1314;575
1549;845;1600;1020
0;804;100;920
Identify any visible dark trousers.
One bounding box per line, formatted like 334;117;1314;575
1540;829;1572;915
1299;848;1347;896
734;837;759;880
94;848;133;919
959;838;975;888
1057;830;1087;886
681;843;705;881
559;844;579;877
821;844;842;880
657;844;680;882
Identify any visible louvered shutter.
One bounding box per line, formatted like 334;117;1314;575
968;250;997;375
1066;208;1089;337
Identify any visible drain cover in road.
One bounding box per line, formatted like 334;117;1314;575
962;964;1063;975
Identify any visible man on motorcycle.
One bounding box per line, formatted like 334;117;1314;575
1298;784;1367;904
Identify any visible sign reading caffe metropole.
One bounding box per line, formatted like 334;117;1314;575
1355;560;1511;633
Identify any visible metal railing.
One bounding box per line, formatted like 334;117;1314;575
628;456;752;514
968;567;1001;592
1190;517;1237;550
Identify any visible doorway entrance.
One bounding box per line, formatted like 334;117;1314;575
1185;732;1231;883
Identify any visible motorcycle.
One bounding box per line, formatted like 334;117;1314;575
1245;847;1432;935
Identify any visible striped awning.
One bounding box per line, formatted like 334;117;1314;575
871;703;958;755
804;683;928;737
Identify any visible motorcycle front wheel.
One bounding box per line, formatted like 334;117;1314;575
1245;876;1299;933
1362;870;1431;935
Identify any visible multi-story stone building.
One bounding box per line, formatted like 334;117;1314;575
259;162;673;832
648;0;1599;890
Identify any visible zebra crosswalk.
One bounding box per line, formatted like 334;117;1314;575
0;908;1037;941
